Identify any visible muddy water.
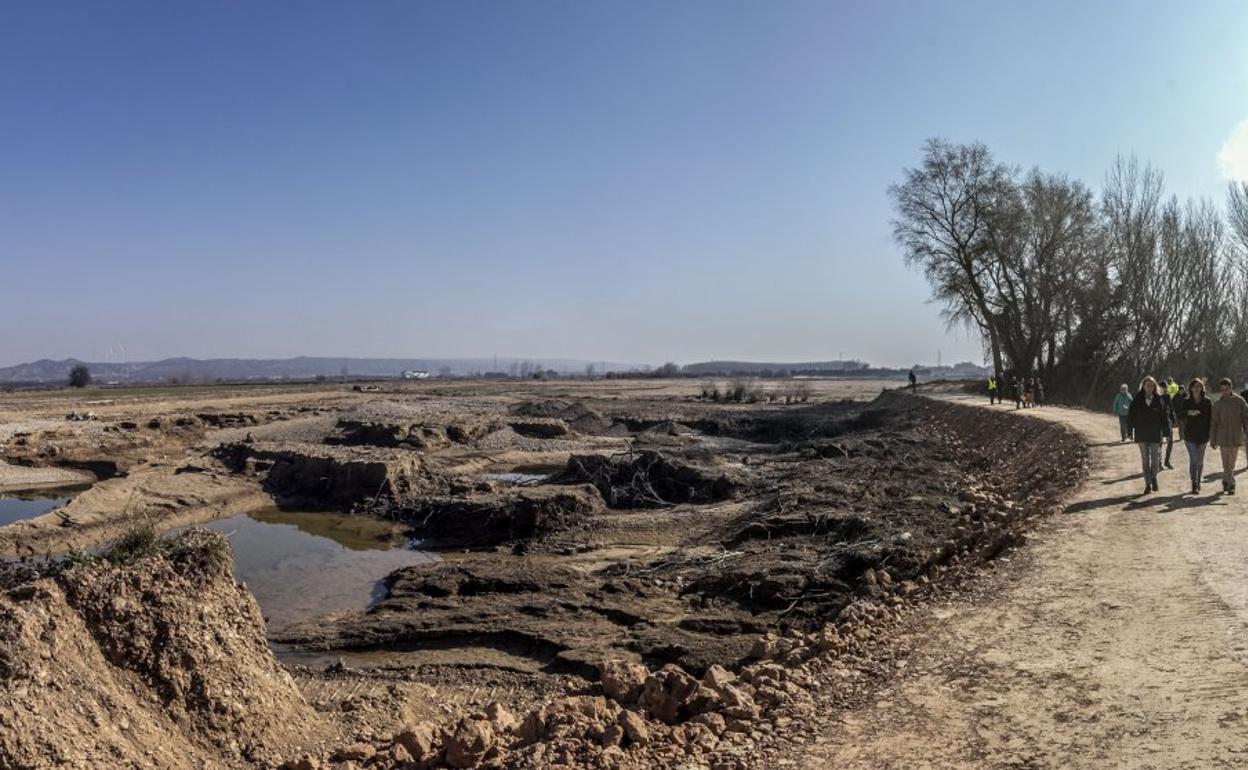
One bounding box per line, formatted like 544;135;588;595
0;486;89;527
201;509;438;631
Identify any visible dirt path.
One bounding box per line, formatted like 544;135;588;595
802;396;1248;769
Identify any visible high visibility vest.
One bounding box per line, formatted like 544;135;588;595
988;378;997;390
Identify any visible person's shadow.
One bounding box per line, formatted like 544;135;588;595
1123;492;1225;512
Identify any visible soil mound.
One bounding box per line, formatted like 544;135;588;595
396;485;605;546
548;451;737;508
0;531;321;769
513;400;616;435
216;441;447;507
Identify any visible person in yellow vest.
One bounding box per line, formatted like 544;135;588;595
987;374;999;404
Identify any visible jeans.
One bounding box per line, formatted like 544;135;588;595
1138;442;1161;488
1185;441;1207;488
1220;445;1241;489
1118;415;1131;441
1164;428;1174;465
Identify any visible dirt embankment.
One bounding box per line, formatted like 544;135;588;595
0;531;324;769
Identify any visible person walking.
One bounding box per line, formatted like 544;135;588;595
1209;378;1248;495
1129;376;1167;494
988;374;999;405
908;369;917;394
1178;378;1211;494
1113;384;1133;442
1036;378;1045;406
1159;379;1177;469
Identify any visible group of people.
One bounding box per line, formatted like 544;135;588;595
1114;376;1248;496
987;374;1045;409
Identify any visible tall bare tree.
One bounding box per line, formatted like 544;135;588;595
889;139;1014;375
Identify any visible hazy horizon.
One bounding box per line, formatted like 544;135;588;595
4;1;1246;370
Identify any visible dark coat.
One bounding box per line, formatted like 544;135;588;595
1179;394;1212;445
1159;392;1177;429
1129;391;1168;444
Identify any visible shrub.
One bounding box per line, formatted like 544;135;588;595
68;365;91;388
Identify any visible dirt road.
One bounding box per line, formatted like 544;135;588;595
802;396;1248;769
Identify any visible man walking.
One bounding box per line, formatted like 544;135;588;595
988;374;999;404
1210;378;1248;495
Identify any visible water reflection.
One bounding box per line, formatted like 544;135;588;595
0;485;90;527
200;509;438;631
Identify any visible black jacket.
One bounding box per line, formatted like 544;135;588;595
1180;395;1212;445
1129;391;1169;444
1159;392;1178;427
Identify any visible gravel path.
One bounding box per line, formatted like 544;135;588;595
800;395;1248;769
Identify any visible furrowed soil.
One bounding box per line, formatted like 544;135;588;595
0;379;1100;769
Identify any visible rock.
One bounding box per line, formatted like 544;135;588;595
690;712;727;735
393;723;439;762
388;743;413;764
748;634;780;660
618;710;651;745
601;722;625;747
282;755;322;770
712;683;759;720
519;696;620;744
700;664;736;689
599;658;649;704
640;665;701;723
483;701;518;733
331;743;375;762
445;718;495;768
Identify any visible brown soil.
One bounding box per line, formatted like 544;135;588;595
0;379;1092;769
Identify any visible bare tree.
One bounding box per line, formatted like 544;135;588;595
889;139;1014;375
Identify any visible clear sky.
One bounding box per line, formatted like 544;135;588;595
3;1;1246;368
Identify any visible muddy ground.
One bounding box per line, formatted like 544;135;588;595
0;378;1086;769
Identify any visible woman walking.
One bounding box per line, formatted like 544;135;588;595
1113;384;1133;442
1128;376;1167;494
1210;378;1248;495
1178;378;1211;494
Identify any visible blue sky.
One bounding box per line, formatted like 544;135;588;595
2;1;1246;368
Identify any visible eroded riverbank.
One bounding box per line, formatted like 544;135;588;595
0;379;1087;769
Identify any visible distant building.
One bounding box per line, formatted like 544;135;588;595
401;369;430;380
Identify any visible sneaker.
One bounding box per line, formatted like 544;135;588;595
1192;484;1199;494
1164;462;1174;469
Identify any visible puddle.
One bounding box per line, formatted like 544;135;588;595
482;463;561;486
483;472;549;485
0;486;90;527
199;509;438;631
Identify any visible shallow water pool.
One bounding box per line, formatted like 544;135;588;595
0;486;89;527
199;509;438;631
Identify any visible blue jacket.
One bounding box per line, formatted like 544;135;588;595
1113;391;1132;416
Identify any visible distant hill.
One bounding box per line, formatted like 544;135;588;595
0;356;647;385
